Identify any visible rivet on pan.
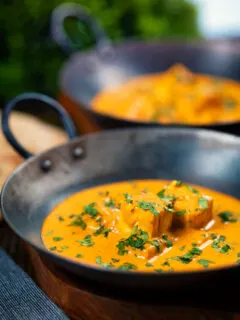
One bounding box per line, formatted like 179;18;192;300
40;159;52;172
72;147;84;159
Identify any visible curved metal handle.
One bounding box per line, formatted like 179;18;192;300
51;3;111;54
2;92;77;159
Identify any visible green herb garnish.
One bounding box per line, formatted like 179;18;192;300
197;259;214;268
123;193;132;204
69;216;87;230
162;234;173;248
155;269;164;273
116;227;149;255
145;262;153;267
179;246;185;251
52;237;63;242
138;201;159;216
149;239;162;252
189;247;202;256
93;225;111;238
198;197;208;209
75;253;83;258
220;244;231;254
218;211;237;223
157;189;176;201
105;199;116;208
185;184;199;194
96;256;114;269
58;216;65;222
77;235;94;247
210;233;217;240
49;246;57;251
82;202;99;219
111;258;119;263
176;210;186;216
175;180;183;186
118;262;137;271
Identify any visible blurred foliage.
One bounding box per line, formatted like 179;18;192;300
0;0;199;105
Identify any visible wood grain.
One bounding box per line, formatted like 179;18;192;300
26;245;234;320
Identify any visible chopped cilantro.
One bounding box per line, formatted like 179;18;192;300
176;209;186;216
155;269;164;273
162;261;170;267
49;246;57;251
138;201;159;216
82;202;99;218
237;253;240;258
197;259;214;268
210;233;217;240
77;235;94;247
179;245;185;251
157;189;176;201
145;262;153;267
170;253;193;264
116;228;149;255
105;199;116;208
96;256;114;269
58;216;65;222
52;237;63;242
220;244;231;254
236;260;240;264
61;246;69;250
116;241;129;256
123;193;132;204
218;211;237;223
149;239;162;252
175;180;183;186
118;262;137;271
185;184;199;194
198;197;208;209
75;253;83;258
69;216;87;230
189;247;202;256
111;258;119;263
162;234;173;248
93;225;111;238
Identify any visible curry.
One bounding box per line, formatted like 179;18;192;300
42;180;240;273
92;64;240;125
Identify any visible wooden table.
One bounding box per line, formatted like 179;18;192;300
1;221;240;320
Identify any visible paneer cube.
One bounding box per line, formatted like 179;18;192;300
163;180;213;229
116;191;173;237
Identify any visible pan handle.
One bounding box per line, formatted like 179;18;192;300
51;3;111;54
2;92;77;159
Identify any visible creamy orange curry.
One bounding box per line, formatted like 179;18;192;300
92;64;240;125
42;180;240;273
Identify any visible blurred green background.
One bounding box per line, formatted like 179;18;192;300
0;0;199;106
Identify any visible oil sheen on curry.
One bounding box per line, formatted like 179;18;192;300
42;180;240;273
92;64;240;125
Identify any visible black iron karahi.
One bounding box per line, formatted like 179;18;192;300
1;93;240;311
51;3;240;134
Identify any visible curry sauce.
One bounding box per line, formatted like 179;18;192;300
92;64;240;125
42;180;240;273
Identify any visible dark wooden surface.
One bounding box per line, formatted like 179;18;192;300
1;220;239;320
